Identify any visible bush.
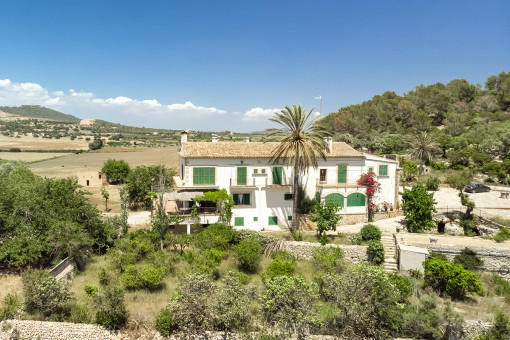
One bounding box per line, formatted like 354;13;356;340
261;276;318;334
388;273;413;299
265;258;296;279
22;269;72;317
94;286;128;330
0;293;20;319
401;183;437;232
350;233;363;245
291;231;303;241
360;224;382;241
454;247;483;271
459;217;480;236
312;246;345;274
368;240;385;265
270;250;295;263
171;273;215;333
233;238;262;273
310;201;341;237
424;258;482;299
494;228;510;243
101;159;130;184
477;312;510;340
120;265;143;289
319;233;331;245
214;271;255;331
84;284;98;296
69;304;93;324
401;295;443;339
236;229;274;249
425;176;441;191
196;224;238;250
140;265;165;290
98;267;111;286
155;308;177;336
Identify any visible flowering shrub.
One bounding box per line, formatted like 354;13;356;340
357;172;381;222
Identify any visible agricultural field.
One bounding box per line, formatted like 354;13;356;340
29;146;180;179
0;151;71;162
0;135;88;151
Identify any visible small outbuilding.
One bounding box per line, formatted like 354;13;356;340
398;245;429;273
77;171;108;187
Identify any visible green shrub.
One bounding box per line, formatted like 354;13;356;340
0;293;20;319
155;308;177;336
350;233;363;245
360;224;382;241
367;240;385;265
84;284;98;297
459;218;479;236
425;176;441;191
401;183;437;232
233;238;262;273
454;247;483;271
140;265;165;290
185;248;226;275
489;274;510;302
120;265;143;289
476;312;510;340
312;246;345;274
401;295;443;339
319;233;331;245
22;269;72;317
291;231;303;241
94;286;127;330
196;223;238;250
236;229;274;248
494;228;510;243
270;250;295;263
388;273;413;299
98;267;111;286
423;258;482;299
265;258;296;279
428;252;448;262
261;276;319;334
69;304;93;324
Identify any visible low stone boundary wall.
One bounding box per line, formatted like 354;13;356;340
479;216;506;230
338;211;402;225
0;320;113;340
49;257;75;281
279;241;368;263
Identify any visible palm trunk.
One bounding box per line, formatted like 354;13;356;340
419;158;424;176
292;163;299;231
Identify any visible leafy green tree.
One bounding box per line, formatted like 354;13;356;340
93;286;128;330
269;104;328;230
125;165;175;208
401;183;437;232
101;159;130;184
310;201;340;237
407;131;439;176
261;275;318;335
88;136;103;150
101;187;110;211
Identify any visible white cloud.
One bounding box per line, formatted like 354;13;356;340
242;107;279;121
0;78;228;121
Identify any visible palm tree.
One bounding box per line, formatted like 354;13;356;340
269;104;328;230
408;131;439;176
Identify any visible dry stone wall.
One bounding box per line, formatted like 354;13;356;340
279;241;368;262
339;211;402;225
0;320;113;340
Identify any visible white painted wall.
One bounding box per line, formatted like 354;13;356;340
178;153;398;230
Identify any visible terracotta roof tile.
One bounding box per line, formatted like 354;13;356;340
179;142;363;159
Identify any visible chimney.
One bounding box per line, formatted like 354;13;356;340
328;137;333;154
245;137;250;143
212;136;218;143
180;131;188;144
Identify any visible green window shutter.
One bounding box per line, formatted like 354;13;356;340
193;167;215;185
368;167;374;173
315;192;321;202
234;217;244;226
253;169;258;174
233;193;239;204
325;193;344;208
288;216;292;221
261;169;266;174
243;194;250;205
337;165;347;183
379;165;388;176
237;167;247;185
268;216;278;225
254;217;258;222
347;193;366;207
272;167;282;184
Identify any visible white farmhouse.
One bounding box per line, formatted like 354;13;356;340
169;132;399;232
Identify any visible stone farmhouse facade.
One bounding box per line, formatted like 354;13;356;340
168;132;399;231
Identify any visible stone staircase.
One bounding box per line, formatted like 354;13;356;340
381;234;398;273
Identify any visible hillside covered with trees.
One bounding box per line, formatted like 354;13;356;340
321;71;510;174
0;105;81;123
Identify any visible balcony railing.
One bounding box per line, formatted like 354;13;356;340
229;176;291;187
167;206;217;215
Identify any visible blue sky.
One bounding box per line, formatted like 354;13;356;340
1;0;509;132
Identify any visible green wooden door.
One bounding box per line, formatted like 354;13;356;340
237;167;247;185
338;165;347;183
272;167;282;184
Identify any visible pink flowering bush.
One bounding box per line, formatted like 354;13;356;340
357;172;381;222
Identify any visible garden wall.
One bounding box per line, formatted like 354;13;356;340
279;241;368;262
338;211;402;225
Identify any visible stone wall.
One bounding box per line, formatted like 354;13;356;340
279;241;368;263
0;320;113;340
338;211;402;225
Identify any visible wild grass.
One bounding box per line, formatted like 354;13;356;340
0;274;22;302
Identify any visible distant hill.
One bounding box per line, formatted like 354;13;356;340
0;105;81;123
